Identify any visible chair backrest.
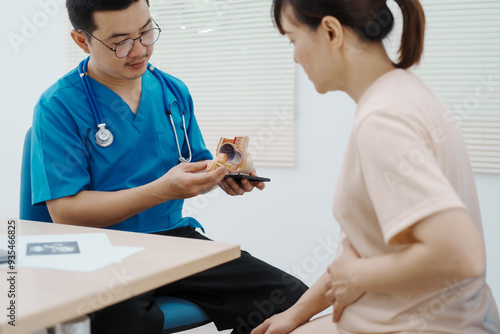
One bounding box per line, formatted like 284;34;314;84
20;128;53;223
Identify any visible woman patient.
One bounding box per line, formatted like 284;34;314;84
253;0;500;333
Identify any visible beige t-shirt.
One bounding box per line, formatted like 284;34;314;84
332;69;499;333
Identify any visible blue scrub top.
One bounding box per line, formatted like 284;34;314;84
31;59;213;233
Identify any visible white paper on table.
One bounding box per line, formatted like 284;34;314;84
0;233;143;272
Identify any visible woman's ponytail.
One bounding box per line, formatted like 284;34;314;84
393;0;426;69
273;0;425;69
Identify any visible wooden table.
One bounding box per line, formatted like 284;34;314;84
0;219;240;334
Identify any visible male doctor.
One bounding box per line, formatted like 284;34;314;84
31;0;307;333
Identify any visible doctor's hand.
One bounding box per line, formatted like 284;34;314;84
219;168;266;196
325;239;365;323
156;161;226;201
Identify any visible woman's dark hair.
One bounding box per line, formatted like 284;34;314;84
272;0;425;69
66;0;150;33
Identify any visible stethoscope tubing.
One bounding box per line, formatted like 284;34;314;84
79;58;104;125
148;63;192;163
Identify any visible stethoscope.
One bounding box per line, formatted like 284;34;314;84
78;57;192;163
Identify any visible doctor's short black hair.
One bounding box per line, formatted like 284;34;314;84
66;0;150;33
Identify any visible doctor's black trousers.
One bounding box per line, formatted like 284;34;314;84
90;226;308;334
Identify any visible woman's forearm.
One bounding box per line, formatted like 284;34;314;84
352;209;485;295
287;272;333;323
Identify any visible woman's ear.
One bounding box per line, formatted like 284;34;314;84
320;16;344;50
70;30;91;55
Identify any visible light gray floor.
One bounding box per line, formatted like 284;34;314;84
32;321;232;334
182;323;231;334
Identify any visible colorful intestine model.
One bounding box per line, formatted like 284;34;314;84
206;136;254;174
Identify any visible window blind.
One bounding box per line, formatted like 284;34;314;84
385;0;500;174
62;0;296;167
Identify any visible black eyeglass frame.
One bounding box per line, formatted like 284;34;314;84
79;18;161;58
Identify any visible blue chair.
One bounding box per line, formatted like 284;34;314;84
20;128;212;333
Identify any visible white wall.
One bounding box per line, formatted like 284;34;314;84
0;0;66;217
1;0;499;312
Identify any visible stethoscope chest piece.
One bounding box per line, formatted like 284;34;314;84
95;123;114;148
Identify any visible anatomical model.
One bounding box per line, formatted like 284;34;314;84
206;137;253;174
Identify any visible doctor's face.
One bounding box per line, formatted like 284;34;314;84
86;0;154;81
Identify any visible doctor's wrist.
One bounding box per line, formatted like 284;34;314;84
140;180;173;206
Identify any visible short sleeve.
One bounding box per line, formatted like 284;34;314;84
31;97;91;205
356;111;466;244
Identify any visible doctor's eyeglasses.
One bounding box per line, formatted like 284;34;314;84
80;18;161;58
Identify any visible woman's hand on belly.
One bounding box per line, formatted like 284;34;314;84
325;239;365;323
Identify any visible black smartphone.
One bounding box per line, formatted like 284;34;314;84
224;174;271;182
